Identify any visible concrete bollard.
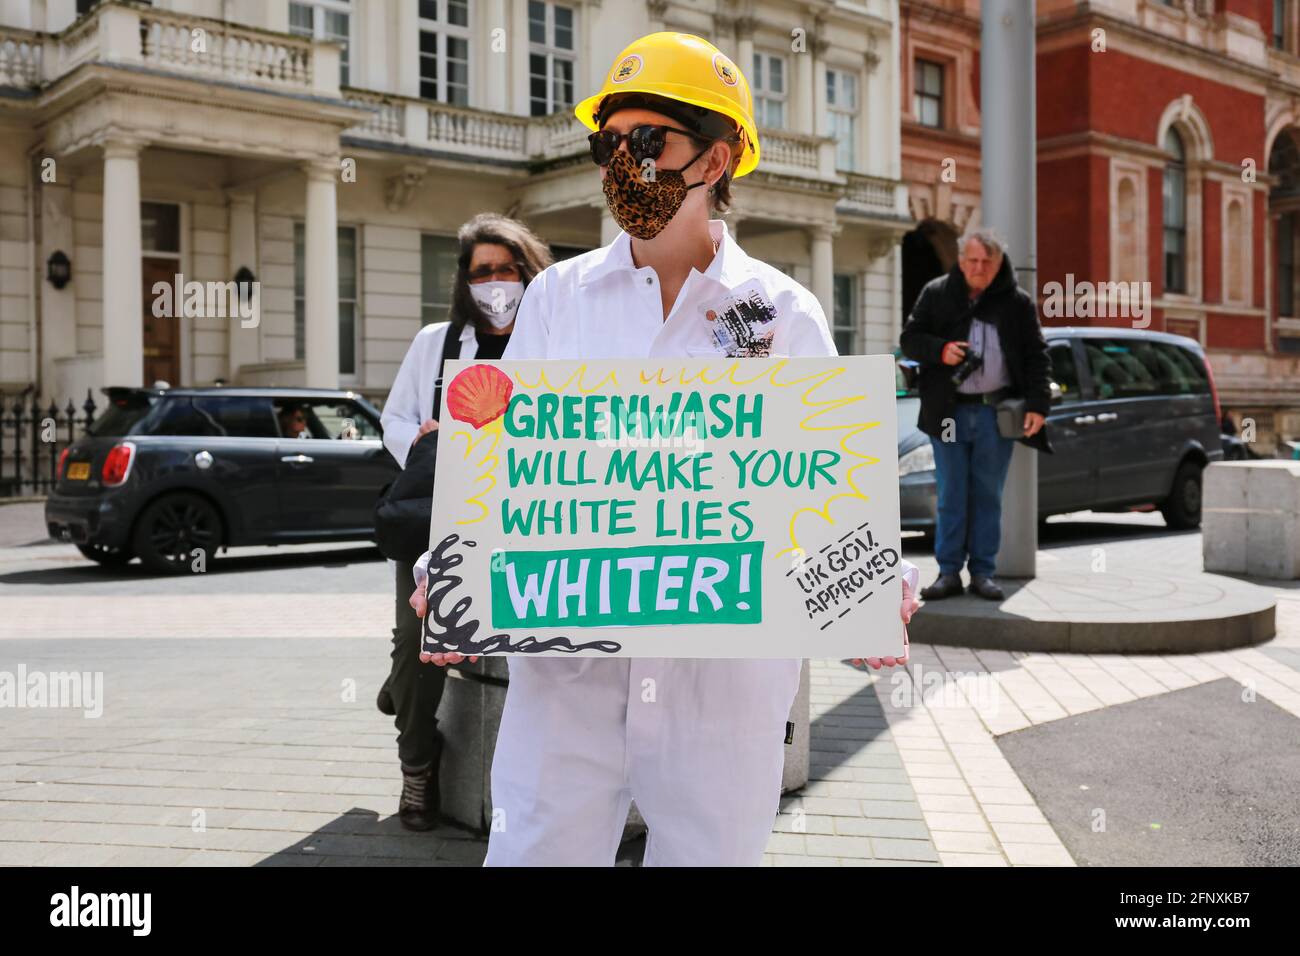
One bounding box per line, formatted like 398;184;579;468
1203;461;1300;579
435;657;813;836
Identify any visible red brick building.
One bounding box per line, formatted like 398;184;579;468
1037;0;1297;449
901;1;1299;451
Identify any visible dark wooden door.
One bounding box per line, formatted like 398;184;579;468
143;257;180;386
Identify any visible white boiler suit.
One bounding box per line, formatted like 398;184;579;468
450;221;880;865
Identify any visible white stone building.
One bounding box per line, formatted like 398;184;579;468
0;0;906;405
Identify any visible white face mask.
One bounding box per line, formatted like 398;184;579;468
469;280;524;329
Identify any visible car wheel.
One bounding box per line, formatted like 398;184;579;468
1160;460;1203;530
75;543;133;566
132;492;223;574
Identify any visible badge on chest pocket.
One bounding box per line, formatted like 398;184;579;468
699;278;778;358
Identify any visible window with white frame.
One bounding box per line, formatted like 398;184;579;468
294;223;360;376
832;274;857;355
529;1;577;116
421;234;459;325
826;68;859;171
288;1;351;87
752;52;787;128
914;59;943;128
419;0;470;106
1275;0;1288;51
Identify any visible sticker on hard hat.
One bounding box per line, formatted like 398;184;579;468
612;54;643;83
713;53;739;86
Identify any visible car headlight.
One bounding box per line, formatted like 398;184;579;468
898;443;935;477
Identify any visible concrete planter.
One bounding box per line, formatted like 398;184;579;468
1203;460;1300;579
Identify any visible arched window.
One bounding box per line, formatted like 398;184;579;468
1163;128;1188;293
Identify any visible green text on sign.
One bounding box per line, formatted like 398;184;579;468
490;541;765;629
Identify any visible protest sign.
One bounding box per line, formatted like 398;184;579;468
422;355;903;659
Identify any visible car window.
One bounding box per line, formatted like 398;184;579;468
146;399;220;437
88;394;159;437
274;398;381;440
1082;339;1160;400
1048;343;1081;404
192;396;279;438
1150;342;1210;395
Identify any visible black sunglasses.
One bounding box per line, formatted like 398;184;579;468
588;124;701;167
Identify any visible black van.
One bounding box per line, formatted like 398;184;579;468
45;387;398;572
898;327;1225;532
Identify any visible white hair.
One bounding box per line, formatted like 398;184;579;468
958;229;1005;260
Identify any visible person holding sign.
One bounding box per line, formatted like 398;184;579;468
413;32;919;865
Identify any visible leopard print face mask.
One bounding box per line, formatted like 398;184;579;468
601;145;710;240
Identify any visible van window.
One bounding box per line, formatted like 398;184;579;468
1150;342;1210;395
193;396;279;438
1048;343;1081;404
1082;340;1160;400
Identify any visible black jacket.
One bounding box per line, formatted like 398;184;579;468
899;254;1053;453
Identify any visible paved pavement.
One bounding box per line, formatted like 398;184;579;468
2;501;1298;866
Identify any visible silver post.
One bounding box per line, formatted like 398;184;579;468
981;0;1038;579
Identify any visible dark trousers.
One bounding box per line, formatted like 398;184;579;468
388;560;446;772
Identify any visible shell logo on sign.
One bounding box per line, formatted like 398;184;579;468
612;54;643;83
712;53;739;87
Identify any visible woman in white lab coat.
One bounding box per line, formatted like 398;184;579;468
412;33;919;863
378;213;551;831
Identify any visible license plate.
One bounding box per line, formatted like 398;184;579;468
67;462;90;480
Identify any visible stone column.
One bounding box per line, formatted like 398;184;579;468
810;224;835;317
226;190;260;380
101;140;143;387
302;160;339;388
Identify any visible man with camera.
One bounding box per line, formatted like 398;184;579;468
900;229;1052;601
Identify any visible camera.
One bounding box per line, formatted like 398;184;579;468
951;348;984;387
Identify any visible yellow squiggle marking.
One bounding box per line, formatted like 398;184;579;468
449;424;502;524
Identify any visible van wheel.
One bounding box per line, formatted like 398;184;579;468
76;543;133;566
1160;460;1203;530
132;492;223;574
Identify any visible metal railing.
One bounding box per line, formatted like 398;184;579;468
0;390;98;498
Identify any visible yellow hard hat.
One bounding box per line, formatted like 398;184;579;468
575;32;761;179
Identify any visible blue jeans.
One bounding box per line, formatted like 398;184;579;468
929;403;1016;578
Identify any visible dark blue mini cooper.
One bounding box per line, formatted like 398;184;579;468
45;387;398;573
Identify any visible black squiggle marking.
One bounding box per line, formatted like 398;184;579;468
422;533;622;656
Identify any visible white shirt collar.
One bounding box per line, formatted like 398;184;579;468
578;219;755;290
